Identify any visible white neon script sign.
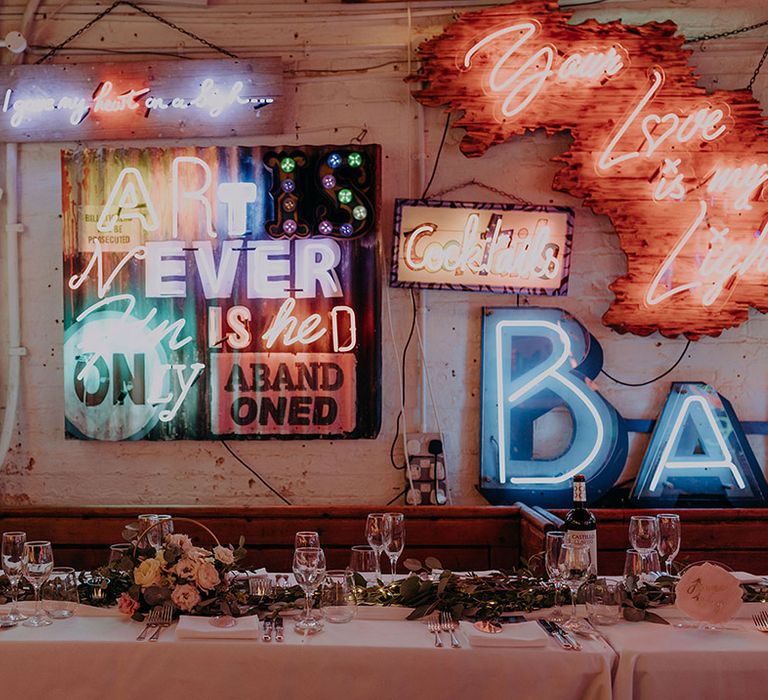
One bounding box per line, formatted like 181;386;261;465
2;78;274;128
463;21;625;118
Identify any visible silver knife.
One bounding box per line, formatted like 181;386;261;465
537;619;573;650
262;617;273;642
274;615;284;642
552;622;582;651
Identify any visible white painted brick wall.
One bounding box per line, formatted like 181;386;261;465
0;1;765;506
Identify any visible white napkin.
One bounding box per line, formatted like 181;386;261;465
462;620;548;648
175;615;260;640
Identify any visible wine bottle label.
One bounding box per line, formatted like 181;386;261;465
573;481;586;503
564;529;598;574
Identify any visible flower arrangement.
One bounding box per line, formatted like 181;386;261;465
113;529;247;621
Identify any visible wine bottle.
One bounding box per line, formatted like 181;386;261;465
563;474;597;574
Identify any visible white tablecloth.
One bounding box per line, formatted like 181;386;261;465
598;603;768;700
0;603;614;700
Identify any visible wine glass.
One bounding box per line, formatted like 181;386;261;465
545;531;566;623
656;514;681;575
365;513;386;575
295;531;320;549
137;514;160;550
1;531;28;623
22;541;54;627
629;516;658;565
382;513;405;582
349;545;379;583
623;548;661;585
293;547;326;634
557;542;593;633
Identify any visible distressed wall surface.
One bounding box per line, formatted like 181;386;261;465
0;0;767;506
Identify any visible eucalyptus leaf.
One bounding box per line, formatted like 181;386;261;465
403;558;422;572
424;557;443;571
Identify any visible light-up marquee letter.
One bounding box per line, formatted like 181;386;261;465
631;383;768;506
62;145;380;441
480;307;627;506
414;1;768;338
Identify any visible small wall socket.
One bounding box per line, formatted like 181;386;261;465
404;432;447;505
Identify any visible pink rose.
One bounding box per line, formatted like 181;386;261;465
174;557;199;581
117;592;140;616
195;561;221;591
185;546;210;562
171;584;202;612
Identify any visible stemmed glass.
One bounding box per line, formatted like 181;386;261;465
629;516;659;569
293;547;326;634
22;541;54;627
382;513;405;582
545;531;566;623
557;542;593;633
656;514;681;576
1;531;28;623
295;531;320;549
365;513;386;576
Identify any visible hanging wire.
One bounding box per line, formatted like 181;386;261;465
220;441;292;505
600;340;692;387
35;0;238;64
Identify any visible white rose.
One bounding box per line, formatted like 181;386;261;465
174;557;199;581
171;584;201;612
213;545;235;566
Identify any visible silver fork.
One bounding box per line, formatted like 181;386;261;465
148;603;173;642
753;610;768;632
440;611;461;648
136;606;161;641
427;615;444;647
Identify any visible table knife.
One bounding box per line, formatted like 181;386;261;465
552;622;582;651
274;615;284;642
262;617;273;642
537;619;573;650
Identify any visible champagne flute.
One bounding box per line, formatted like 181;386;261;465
382;513;405;582
545;531;566;623
365;513;386;575
558;542;592;633
22;541;54;627
656;514;681;575
293;547;326;634
295;531;320;549
1;531;28;623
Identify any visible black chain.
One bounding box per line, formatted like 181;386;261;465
748;43;768;90
685;18;768;44
429;178;532;206
36;0;237;64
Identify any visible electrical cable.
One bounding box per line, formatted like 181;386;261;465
600;340;691;387
386;488;408;506
421;114;452;199
220;441;292;505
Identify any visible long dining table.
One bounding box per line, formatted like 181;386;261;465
1;599;767;699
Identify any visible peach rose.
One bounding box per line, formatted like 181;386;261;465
117;592;140;616
171;584;201;612
213;545;235;566
134;557;163;588
195;561;221;591
185;546;210;562
167;534;194;552
174;557;199;581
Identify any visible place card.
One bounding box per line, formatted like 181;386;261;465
674;563;743;624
